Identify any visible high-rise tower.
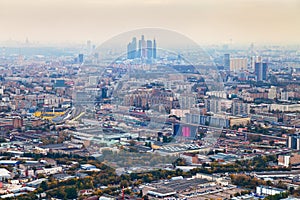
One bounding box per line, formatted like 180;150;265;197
146;40;152;59
78;54;84;64
224;54;230;69
141;35;146;58
153;38;157;59
255;62;268;81
127;37;137;59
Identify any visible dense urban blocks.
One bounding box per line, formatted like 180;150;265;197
0;28;299;199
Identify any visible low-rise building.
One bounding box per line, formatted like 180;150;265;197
256;185;286;196
0;168;11;181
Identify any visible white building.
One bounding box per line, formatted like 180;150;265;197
278;155;290;167
281;91;289;101
268;86;278;99
36;167;62;175
270;104;300;112
0;168;11;181
256;185;286;196
170;109;190;118
206;91;227;99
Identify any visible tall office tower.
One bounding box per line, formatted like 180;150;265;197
78;54;84;64
224;54;230;69
250;56;262;71
146;40;152;59
131;37;137;58
229;58;247;72
255;62;268;81
127;37;137;59
153;38;157;59
141;35;147;58
250;56;256;71
138;39;142;58
287;135;300;150
127;42;131;59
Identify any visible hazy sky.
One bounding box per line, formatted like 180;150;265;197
0;0;300;45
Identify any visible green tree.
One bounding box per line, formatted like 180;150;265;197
56;187;66;199
65;186;77;199
40;181;48;191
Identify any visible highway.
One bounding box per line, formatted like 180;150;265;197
51;106;85;124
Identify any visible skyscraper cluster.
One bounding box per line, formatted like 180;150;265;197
127;35;156;60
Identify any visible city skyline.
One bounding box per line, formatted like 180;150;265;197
1;0;300;199
0;1;300;197
127;35;157;60
0;0;300;45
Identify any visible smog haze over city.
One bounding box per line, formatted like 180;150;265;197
0;0;300;200
1;0;300;45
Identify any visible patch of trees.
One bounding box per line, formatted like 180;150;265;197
264;192;288;200
230;174;266;189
